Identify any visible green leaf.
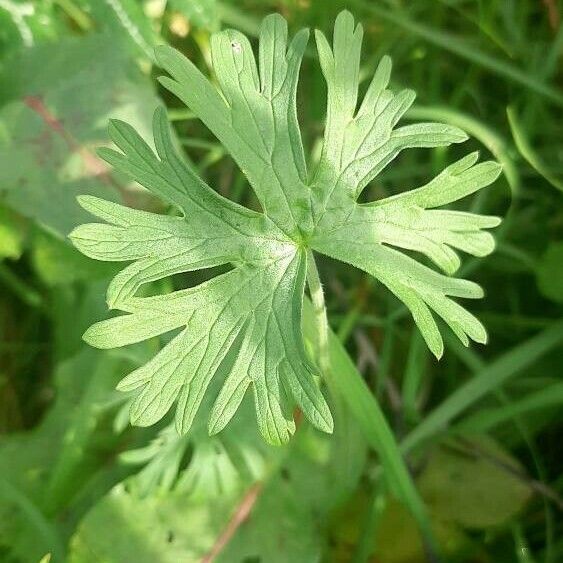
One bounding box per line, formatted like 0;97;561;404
418;438;532;529
119;424;192;496
121;402;274;498
71;105;332;445
69;484;232;563
71;11;501;444
0;32;160;237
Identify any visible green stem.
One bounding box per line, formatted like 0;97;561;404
306;251;371;512
304;252;440;560
305;250;331;380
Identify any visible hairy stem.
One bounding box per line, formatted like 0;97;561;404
306;250;332;380
305;250;440;561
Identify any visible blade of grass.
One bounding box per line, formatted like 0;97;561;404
351;0;563;107
401;320;563;453
456;382;563;433
507;105;563;192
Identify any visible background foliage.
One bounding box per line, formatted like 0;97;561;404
0;1;562;562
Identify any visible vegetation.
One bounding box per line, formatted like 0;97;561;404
0;1;561;562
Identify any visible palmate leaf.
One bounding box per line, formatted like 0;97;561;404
70;11;501;444
71;108;332;445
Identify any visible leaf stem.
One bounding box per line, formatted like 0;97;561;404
304;253;440;560
305;250;332;379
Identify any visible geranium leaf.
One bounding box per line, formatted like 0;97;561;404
71;11;501;443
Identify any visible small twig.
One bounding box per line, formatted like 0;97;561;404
201;482;263;563
542;0;560;31
354;329;378;373
23;95;123;192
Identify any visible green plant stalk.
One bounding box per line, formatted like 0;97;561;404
305;251;438;558
306;251;331;379
305;251;365;493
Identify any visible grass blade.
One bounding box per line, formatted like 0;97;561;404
352;0;563;107
507;106;563;193
456;382;563;434
402;320;563;453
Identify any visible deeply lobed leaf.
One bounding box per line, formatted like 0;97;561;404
71;11;502;443
71;107;332;445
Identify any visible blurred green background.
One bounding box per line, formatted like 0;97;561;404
0;1;562;562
